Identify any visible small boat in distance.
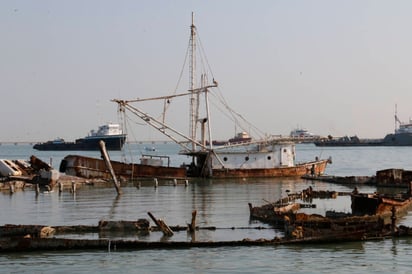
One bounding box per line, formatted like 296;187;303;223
207;132;252;146
290;128;316;138
144;146;156;152
33;123;127;151
289;127;323;143
228;131;252;144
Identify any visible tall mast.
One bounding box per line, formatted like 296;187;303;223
189;12;197;151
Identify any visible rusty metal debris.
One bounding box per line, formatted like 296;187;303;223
249;184;412;241
0;216;411;252
303;168;412;188
0;155;59;191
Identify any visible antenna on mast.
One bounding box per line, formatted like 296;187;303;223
395;104;400;132
189;12;197;151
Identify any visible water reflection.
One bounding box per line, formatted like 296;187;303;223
107;194;121;219
1;176;411;243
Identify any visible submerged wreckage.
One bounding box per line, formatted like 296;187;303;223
0;156;59;191
1;185;412;252
249;183;412;241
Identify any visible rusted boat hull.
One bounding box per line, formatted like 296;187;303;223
0;226;404;253
60;155;187;180
60;156;328;180
0;237;326;253
351;194;412;224
302;174;375;185
2;218;411;252
210;159;329;178
0;235;369;253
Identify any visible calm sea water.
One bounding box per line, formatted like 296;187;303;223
1;143;412;273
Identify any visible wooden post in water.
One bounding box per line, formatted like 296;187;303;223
391;206;397;235
99;140;122;195
9;182;14;195
188;210;197;233
71;181;76;193
147;212;174;237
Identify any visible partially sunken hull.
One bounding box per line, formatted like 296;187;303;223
34;135;126;151
60;155;186;180
60;155;329;180
209;159;329;178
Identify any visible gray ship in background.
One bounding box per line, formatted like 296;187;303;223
315;108;412;147
381;113;412;145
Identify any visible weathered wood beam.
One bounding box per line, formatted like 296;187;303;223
147;212;174;237
188;210;197;232
99;140;122;195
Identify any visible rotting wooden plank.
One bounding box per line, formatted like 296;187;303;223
147;212;174;237
188;210;197;233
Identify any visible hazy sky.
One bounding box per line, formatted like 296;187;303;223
2;0;412;142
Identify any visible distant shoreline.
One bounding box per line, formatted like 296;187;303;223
0;141;176;145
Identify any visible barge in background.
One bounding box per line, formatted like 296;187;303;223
315;108;412;147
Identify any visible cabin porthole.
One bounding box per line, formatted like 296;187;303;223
223;157;228;161
283;149;287;153
245;156;249;161
267;156;271;160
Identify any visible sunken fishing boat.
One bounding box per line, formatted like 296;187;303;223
75;13;330;180
249;183;412;241
33;123;127;151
